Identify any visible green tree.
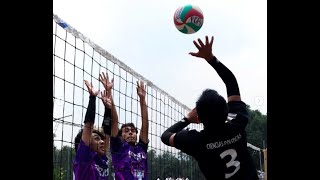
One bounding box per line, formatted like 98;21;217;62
246;107;267;170
147;149;206;180
53;145;75;180
147;149;158;179
53;133;75;180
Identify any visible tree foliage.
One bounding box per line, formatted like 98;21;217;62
246;107;267;170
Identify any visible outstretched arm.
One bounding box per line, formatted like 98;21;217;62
99;72;119;138
101;90;113;153
189;36;241;102
82;80;100;147
110;97;119;138
137;81;149;144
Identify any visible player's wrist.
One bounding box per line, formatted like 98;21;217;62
181;117;191;124
205;53;215;62
102;108;112;135
207;55;218;63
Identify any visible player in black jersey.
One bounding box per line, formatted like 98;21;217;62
161;36;259;180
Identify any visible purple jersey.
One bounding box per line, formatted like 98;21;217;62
110;136;148;180
73;140;109;180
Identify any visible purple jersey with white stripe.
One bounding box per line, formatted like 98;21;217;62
73;140;109;180
110;136;148;180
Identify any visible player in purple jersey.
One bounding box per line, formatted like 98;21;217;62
73;72;116;180
110;80;149;180
161;36;259;180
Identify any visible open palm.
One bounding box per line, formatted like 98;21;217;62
189;36;214;61
99;72;114;93
137;80;146;98
84;80;99;96
101;90;112;108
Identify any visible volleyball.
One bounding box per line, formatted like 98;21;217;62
173;4;204;34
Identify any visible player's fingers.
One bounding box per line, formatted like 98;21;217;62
193;40;201;50
189;52;200;57
210;36;214;47
198;38;205;47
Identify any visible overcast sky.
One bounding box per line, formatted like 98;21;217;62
53;0;267;115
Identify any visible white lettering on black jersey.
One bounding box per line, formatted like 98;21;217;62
206;133;242;149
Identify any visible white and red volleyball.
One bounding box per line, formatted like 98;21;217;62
174;4;204;34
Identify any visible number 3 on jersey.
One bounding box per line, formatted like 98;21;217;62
220;149;240;178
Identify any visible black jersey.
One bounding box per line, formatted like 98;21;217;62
174;101;259;180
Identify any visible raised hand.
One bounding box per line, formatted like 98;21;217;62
84;80;99;96
137;80;146;99
99;72;114;93
101;90;112;109
186;108;200;124
189;36;215;62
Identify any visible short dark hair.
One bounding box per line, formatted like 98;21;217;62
196;89;228;129
74;129;105;152
117;122;138;137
